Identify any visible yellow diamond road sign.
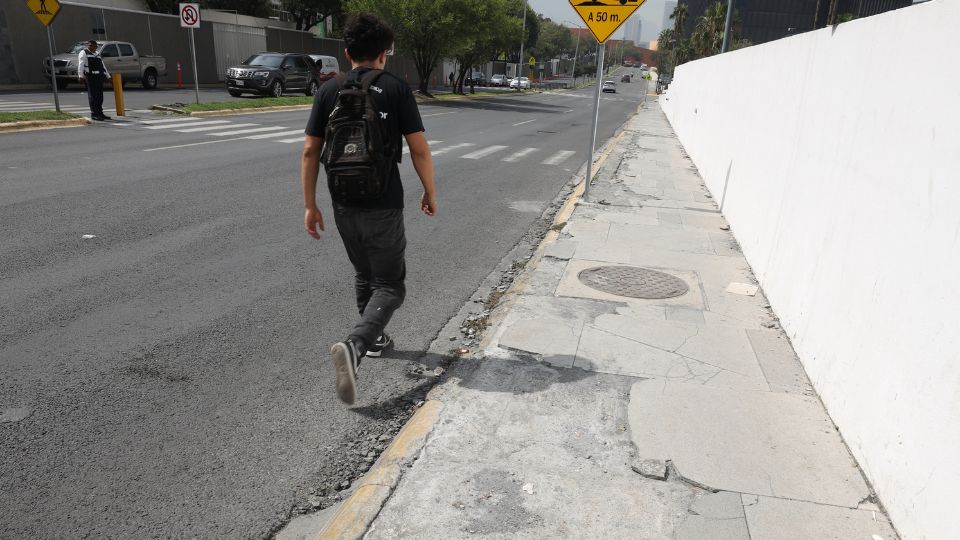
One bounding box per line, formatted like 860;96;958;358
27;0;61;26
570;0;645;44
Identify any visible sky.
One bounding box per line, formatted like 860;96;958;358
526;0;671;42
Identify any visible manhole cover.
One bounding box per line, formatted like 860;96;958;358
578;266;689;299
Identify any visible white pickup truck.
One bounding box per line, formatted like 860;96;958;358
43;41;167;89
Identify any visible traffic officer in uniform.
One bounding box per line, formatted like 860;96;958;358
77;40;110;121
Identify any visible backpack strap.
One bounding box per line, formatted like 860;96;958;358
359;69;385;92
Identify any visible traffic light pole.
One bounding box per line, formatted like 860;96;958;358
584;42;605;201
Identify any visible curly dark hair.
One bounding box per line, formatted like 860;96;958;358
343;13;395;62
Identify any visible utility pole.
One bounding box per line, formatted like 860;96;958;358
721;0;734;53
517;0;528;88
564;20;582;88
584;42;605;201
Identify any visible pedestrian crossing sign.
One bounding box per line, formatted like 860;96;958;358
569;0;645;44
26;0;61;26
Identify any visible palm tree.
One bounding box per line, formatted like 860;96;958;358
670;3;688;36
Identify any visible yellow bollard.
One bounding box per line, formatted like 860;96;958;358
111;73;125;116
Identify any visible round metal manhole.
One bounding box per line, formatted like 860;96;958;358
578;266;689;299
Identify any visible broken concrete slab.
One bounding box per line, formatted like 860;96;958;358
628;380;870;507
676;491;750;540
745;329;815;395
543;238;577;260
498;317;582;368
742;494;898;540
631;458;668;480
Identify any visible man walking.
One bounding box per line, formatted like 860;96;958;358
77;40;110;121
300;13;437;405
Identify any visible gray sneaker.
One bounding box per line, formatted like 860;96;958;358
330;340;361;404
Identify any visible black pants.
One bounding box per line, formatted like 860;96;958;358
333;206;407;352
86;75;105;117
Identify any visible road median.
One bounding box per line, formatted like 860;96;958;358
151;96;314;117
0;111;88;132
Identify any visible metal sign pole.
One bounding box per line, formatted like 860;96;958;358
584;43;605;201
45;26;61;113
189;27;200;104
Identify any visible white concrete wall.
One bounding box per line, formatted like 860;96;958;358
659;2;959;538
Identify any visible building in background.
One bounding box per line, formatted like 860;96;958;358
663;1;678;31
622;16;643;46
678;0;913;45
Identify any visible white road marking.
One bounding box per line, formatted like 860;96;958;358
502;147;539;162
176;123;259;133
144;120;230;130
275;137;306;144
512;119;536;126
208;126;289;136
461;145;508;159
431;142;474;156
402;140;442;155
143;136;251;152
420;111;458;118
138;117;204;125
541;150;576;165
242;129;304;140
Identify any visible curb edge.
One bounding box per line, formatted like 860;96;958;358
316;400;444;540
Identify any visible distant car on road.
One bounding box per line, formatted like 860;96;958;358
621;74;632;83
44;41;166;90
465;72;487;86
602;80;617;93
225;53;320;98
509;77;531;89
490;74;508;87
308;54;340;83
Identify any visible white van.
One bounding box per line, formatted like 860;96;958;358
308;55;340;82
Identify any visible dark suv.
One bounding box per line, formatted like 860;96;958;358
225;53;320;98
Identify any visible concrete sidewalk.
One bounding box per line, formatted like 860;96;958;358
328;103;900;539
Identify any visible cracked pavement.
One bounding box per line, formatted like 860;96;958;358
356;102;900;539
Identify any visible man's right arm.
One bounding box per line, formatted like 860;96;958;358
405;131;437;216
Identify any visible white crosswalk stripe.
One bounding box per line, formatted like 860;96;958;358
139;117;204;125
502;147;539;162
242;129;304;140
144;120;230;130
177;123;259;133
275;137;307;144
402;140;442;155
208;126;288;137
461;145;508;159
431;142;475;156
541;150;576;165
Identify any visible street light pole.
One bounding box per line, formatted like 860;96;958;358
721;0;735;52
517;0;528;89
563;21;582;88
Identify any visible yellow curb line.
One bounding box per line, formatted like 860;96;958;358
0;117;89;132
317;400;443;540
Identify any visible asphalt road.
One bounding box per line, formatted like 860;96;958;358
0;72;649;538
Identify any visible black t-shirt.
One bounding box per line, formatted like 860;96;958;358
305;67;424;209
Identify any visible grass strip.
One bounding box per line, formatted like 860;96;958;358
172;96;314;113
0;110;80;123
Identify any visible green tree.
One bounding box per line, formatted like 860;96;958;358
670;3;688;36
282;0;343;32
451;0;520;94
347;0;474;95
690;1;741;58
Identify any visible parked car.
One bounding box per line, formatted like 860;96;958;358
602;80;617;93
509;77;531;89
308;54;340;83
490;74;508;87
225;53;320;97
465;72;487;86
43;41;166;89
621;74;632;83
